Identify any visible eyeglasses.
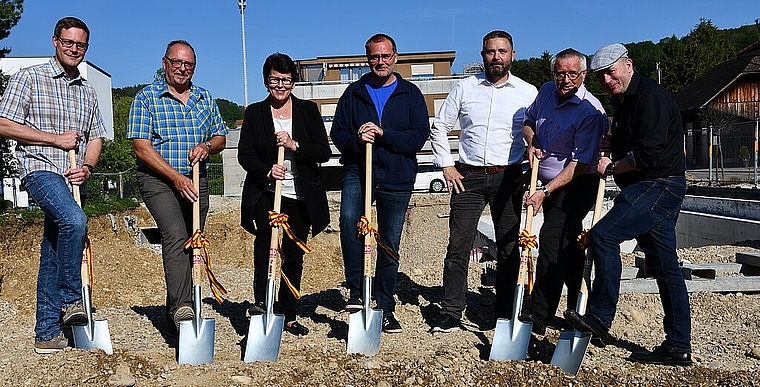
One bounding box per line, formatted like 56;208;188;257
164;57;196;70
368;52;396;63
553;71;585;81
267;77;293;86
56;37;88;50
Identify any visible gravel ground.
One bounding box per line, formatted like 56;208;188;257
0;193;758;386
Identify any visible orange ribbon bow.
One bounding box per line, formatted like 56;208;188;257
185;229;228;304
357;215;399;261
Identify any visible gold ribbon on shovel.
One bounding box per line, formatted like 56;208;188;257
83;236;94;287
185;229;228;303
267;210;312;299
268;210;312;254
357;215;398;261
519;228;538;294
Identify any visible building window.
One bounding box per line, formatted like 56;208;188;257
411;64;434;80
303;65;323;82
340;66;370;83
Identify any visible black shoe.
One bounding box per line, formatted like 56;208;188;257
248;302;265;317
629;345;692;366
284;321;309;336
345;295;363;312
564;310;610;348
530;316;547;336
429;314;461;333
548;316;571;331
382;314;402;334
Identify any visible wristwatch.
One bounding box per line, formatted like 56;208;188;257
605;162;615;176
83;163;95;174
541;186;551;197
204;140;212;151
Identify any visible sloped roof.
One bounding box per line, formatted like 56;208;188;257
676;41;760;111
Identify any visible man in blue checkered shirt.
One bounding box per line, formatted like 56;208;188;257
0;17;104;354
127;40;228;336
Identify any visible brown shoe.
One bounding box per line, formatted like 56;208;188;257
34;333;68;354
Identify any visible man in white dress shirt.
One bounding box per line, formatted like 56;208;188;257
428;30;538;332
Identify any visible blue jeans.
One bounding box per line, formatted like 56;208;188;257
589;176;691;353
339;168;411;315
22;171;87;342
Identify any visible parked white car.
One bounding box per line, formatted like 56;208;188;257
414;164;446;193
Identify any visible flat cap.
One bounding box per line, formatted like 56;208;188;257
589;43;628;72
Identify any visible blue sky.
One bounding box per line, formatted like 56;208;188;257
2;1;757;106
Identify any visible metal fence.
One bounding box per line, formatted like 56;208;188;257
685;119;759;187
84;163;225;202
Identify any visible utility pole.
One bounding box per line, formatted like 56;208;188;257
656;61;662;85
238;0;249;107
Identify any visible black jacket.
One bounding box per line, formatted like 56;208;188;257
238;95;331;236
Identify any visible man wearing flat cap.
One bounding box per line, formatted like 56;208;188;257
564;43;692;366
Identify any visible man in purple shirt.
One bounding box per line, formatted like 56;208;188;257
522;48;608;335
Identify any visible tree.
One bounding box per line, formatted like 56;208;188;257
0;0;23;57
97;96;136;173
215;98;244;128
683;19;735;84
659;35;689;93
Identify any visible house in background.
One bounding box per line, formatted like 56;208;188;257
676;42;760;168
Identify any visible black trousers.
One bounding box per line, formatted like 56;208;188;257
252;191;311;322
531;173;598;325
441;164;524;319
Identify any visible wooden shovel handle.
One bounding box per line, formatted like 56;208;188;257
68;149;91;289
363;143;373;277
517;156;540;287
267;147;285;281
191;162;203;286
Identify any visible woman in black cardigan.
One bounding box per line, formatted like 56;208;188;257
238;53;331;336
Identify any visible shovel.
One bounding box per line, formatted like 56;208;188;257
178;162;215;365
244;147;286;362
347;143;383;356
550;175;606;374
489;155;540;361
68;150;113;354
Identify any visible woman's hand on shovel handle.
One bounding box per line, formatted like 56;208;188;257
268;164;287;181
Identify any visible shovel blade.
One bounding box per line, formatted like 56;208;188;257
243;312;285;362
347;308;382;356
489;317;533;361
489;284;532;361
72;320;113;354
178;318;215;365
550;329;592;375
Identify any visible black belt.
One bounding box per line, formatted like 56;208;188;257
460;164;508;174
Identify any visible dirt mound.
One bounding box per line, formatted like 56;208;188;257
0;194;758;386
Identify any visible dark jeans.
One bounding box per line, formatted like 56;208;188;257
22;171;88;342
531;173;598;325
137;171;209;318
589;176;691;353
441;165;523;320
253;192;311;322
339;168;411;316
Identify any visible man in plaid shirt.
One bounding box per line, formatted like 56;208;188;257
127;40;227;336
0;17;104;354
